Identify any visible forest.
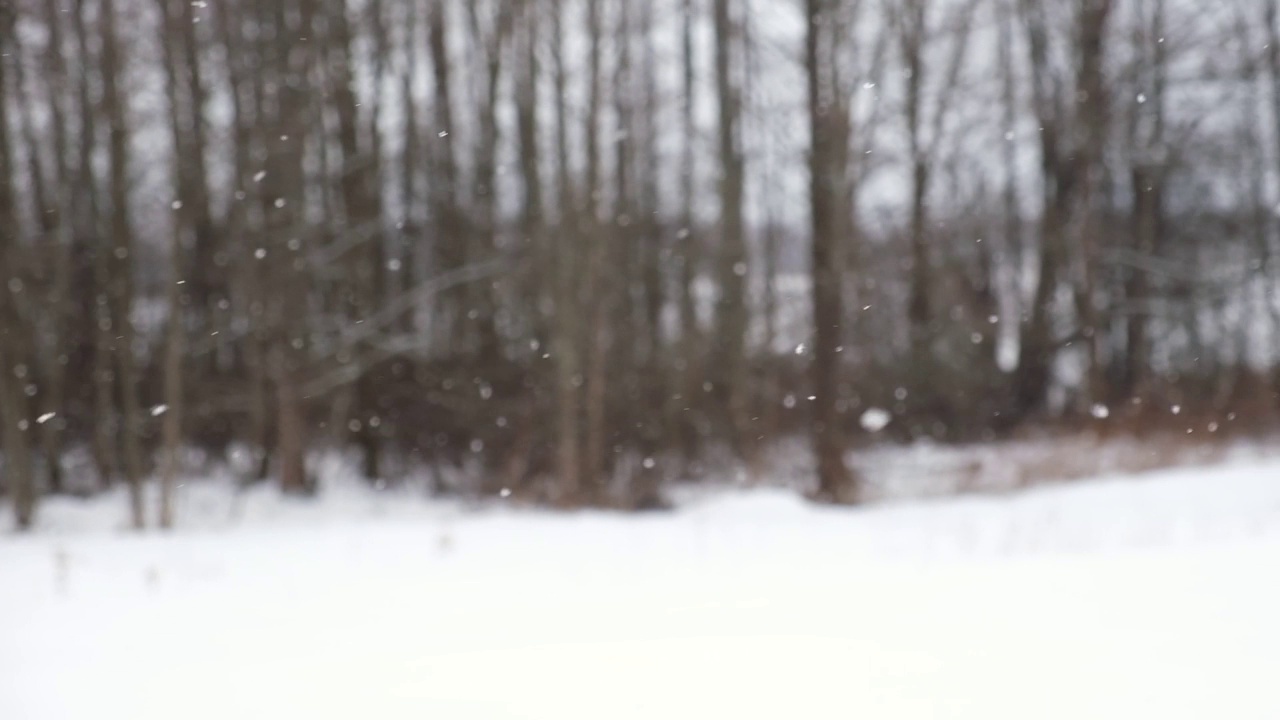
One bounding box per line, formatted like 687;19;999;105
1;0;1277;528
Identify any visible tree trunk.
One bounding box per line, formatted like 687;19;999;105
159;238;184;528
581;0;608;498
550;0;581;503
100;0;146;529
806;0;859;504
0;342;35;530
156;0;192;528
262;0;315;494
273;346;309;494
40;90;69;495
713;0;752;461
0;16;36;527
1265;0;1280;399
428;0;465;350
69;0;116;490
1072;0;1114;408
516;0;544;496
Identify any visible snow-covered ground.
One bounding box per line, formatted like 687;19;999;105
5;455;1280;719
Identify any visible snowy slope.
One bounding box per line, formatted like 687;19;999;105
4;459;1280;719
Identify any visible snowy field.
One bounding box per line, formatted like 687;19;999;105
5;454;1280;719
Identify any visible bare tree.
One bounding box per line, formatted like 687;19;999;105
549;0;582;503
0;4;37;528
1011;0;1115;417
32;0;75;495
428;0;465;350
260;0;317;494
70;0;120;492
674;0;704;463
806;0;860;504
1120;0;1169;401
713;0;752;462
581;0;608;498
101;0;147;528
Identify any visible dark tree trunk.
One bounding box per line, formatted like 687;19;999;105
805;0;859;504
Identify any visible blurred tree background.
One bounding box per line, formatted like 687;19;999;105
1;0;1276;527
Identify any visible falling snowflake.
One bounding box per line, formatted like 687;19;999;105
860;407;892;433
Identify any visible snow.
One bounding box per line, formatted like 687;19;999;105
5;457;1280;719
860;406;893;432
